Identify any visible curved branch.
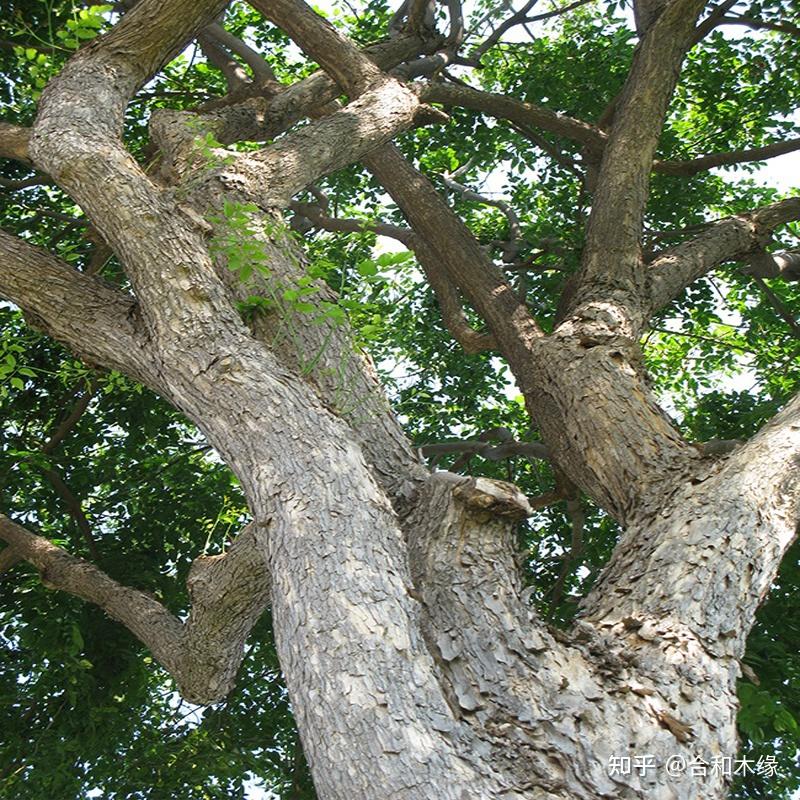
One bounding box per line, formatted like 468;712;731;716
290;202;496;353
0;514;271;704
422;82;605;151
364;145;542;368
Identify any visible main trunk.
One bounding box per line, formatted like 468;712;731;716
124;234;795;798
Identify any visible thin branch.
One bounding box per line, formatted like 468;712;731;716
290;201;414;244
42;380;98;455
750;274;800;339
691;0;740;43
0;175;52;190
422;82;605;151
470;0;537;60
655;136;800;177
719;14;800;38
292;202;497;353
40;468;102;561
442;169;522;262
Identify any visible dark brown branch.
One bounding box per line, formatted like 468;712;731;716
442;169;521;262
470;0;537;60
422;82;605;151
0;175;51;190
41;468;102;561
655;136;800;177
750;274;800;339
42;381;98;455
290;201;414;244
413;238;498;354
291;202;497;353
719;14;800;38
691;0;740;43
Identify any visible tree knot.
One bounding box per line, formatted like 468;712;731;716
452;477;532;519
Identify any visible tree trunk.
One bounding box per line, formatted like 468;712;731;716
2;1;800;799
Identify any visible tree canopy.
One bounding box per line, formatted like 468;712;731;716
1;0;799;798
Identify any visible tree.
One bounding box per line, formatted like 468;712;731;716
1;0;800;797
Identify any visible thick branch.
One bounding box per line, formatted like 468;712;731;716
574;0;707;322
250;0;383;94
646;197;800;316
583;391;800;659
230;81;437;208
0;514;271;704
421;438;549;463
184;32;440;148
0;122;33;165
0;229;151;381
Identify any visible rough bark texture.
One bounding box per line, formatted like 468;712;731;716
2;1;800;798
